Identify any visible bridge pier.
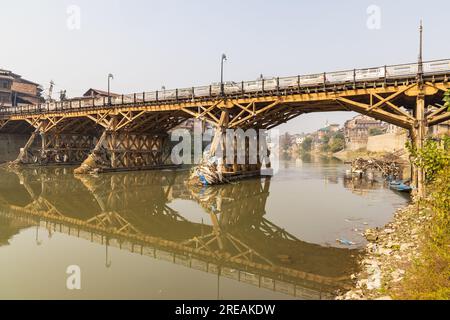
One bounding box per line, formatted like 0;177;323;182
74;129;172;174
189;110;271;185
11;120;96;166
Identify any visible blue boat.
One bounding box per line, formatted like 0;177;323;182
389;180;413;193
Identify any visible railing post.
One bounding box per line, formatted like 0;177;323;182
143;92;146;103
323;72;326;91
103;97;106;107
209;85;212;97
241;81;244;93
262;78;265;94
384;65;387;86
176;89;179;101
353;69;356;88
134;93;136;104
121;94;124;105
276;77;280;94
298;75;301;92
192;87;195;100
156;91;159;102
79;99;81;110
93;97;95;108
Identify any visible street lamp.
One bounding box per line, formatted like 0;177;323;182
107;73;114;105
220;53;227;96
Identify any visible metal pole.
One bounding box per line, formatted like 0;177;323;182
107;74;114;106
417;20;424;87
220;54;227;96
108;76;110;106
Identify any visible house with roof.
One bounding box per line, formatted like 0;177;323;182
0;69;43;107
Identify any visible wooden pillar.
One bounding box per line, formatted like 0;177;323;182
209;110;229;161
412;93;427;197
109;117;118;169
11;122;43;165
39;120;50;161
123;133;130;168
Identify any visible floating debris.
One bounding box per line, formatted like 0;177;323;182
336;238;356;246
347;153;408;181
188;156;228;186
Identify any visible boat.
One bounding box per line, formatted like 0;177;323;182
389;180;413;193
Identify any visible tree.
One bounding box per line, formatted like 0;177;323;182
369;127;385;136
280;133;293;152
444;90;450;111
320;143;330;152
301;137;313;152
329;137;345;153
321;133;331;144
334;132;345;140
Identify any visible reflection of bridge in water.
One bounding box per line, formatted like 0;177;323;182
0;168;358;299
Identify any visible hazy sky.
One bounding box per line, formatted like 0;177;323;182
1;0;449;133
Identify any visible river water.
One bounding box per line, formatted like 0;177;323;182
0;156;409;300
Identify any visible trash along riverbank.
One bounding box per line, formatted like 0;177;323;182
336;138;450;300
335;202;426;300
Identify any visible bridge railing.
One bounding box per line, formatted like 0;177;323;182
0;59;448;117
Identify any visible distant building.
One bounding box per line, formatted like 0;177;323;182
295;136;306;145
82;88;120;99
0;69;43;107
60;88;122;104
316;124;340;139
386;123;404;135
344;115;386;150
429;121;450;137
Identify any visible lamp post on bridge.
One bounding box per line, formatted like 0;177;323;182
220;53;227;96
107;73;114;106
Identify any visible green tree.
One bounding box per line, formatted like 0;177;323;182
333;132;345;140
280;133;293;152
329;137;345;153
321;133;331;144
301;137;313;152
401;135;450;299
369;127;385;136
444;90;450;111
407;137;450;183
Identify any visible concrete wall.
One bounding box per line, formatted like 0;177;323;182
0;133;29;163
367;133;408;153
345;141;368;151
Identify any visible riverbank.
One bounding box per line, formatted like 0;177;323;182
336;202;424;300
334;149;394;162
336;167;449;300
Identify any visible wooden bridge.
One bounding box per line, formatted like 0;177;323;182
0;59;449;194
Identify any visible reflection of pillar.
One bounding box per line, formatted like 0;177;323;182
40;131;47;159
105;238;112;268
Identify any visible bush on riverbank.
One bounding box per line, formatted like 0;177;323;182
400;136;450;300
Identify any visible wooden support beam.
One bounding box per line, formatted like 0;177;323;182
428;111;450;126
366;84;416;112
371;92;415;121
412;94;427;198
337;97;414;129
10;122;43;165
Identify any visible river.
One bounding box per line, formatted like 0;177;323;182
0;155;409;300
